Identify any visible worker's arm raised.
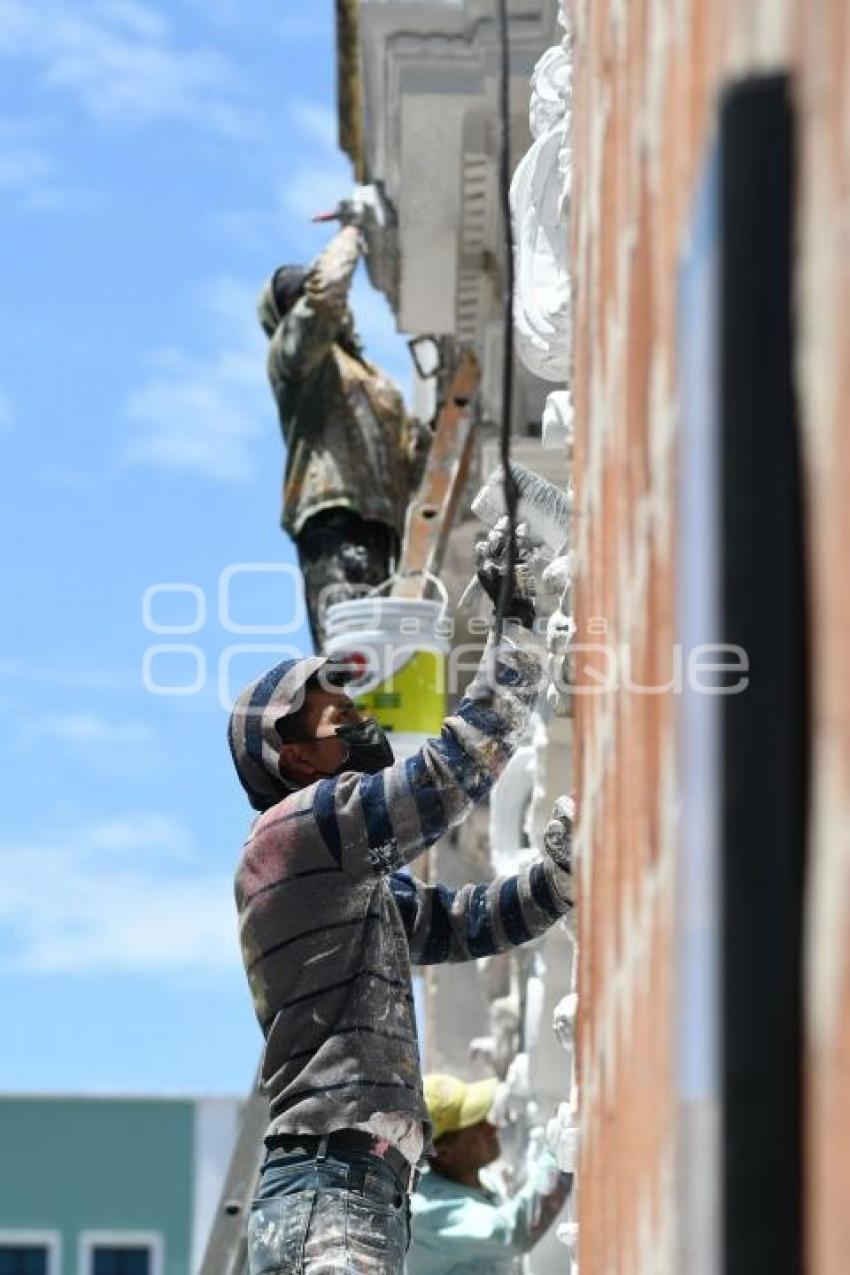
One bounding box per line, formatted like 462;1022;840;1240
411;1153;571;1263
389;851;572;965
268;224;361;382
487;1150;572;1253
389;799;573;962
308;622;546;880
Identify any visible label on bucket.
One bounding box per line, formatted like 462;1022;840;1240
346;648;446;736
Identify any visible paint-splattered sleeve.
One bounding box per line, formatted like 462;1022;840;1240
388;856;572;965
269;225;361;382
308;623;548;881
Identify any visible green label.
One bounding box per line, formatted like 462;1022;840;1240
356;650;446;735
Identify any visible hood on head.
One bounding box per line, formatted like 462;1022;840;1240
227;654;328;811
257;265;308;338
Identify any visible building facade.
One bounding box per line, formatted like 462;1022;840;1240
0;1096;239;1275
339;0;850;1272
569;1;850;1272
338;3;576;1272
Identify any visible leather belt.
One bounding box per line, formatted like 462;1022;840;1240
266;1129;416;1192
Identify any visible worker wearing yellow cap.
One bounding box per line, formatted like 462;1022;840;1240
408;1073;572;1275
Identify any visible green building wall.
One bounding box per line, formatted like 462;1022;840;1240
0;1097;196;1275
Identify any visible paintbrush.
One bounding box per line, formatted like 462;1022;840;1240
472;462;571;556
458;463;571;609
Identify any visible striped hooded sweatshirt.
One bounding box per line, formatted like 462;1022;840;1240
229;624;573;1147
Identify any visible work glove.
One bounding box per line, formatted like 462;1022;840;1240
335;196;370;228
542;796;575;906
315;186;388;234
474;516;537;630
312;192;373;254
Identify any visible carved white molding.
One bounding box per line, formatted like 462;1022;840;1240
557;1220;580;1260
553;991;579;1051
542;388;575;451
510;12;573;382
543;549;575;714
543;550;574;600
470;993;521;1080
488;743;536;875
355;0;560;331
548;1098;580;1171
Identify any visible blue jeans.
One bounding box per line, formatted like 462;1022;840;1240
248;1145;411;1274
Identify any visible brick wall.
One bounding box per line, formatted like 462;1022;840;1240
568;1;850;1270
798;6;850;1272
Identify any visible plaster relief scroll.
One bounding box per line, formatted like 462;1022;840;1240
510;14;573;382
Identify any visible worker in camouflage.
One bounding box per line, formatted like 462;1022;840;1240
258;217;429;649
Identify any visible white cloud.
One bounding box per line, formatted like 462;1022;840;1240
213;97;351;253
85;812;193;857
20;712;153;746
188;0;331;43
287;99;338;153
0;0;257;137
121;274;270;481
122;349;265;481
277;97;351;224
280;163;350;224
0;658;127;690
212;173;344;257
0;118;93;210
0;145;52;191
0;142;85;211
8;709;161;780
0;813;238;974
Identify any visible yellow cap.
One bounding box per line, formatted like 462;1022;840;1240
423;1073;499;1141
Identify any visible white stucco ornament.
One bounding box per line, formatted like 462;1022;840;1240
542;550;574;598
547;1099;580;1171
544;552;575;715
529;44;571;137
470;994;521;1079
557;1220;580;1258
489;1052;536;1129
510;16;573;382
488;744;536;875
542;388;575;451
553;991;579;1050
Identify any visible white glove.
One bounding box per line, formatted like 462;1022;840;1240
337;184;388;232
543;796;574;872
543;796;575;906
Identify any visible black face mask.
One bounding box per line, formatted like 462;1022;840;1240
334;717;395;774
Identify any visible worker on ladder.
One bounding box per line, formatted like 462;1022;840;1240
227;522;575;1274
257;192;430;649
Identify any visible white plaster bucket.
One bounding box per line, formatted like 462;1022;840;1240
324;596;450;759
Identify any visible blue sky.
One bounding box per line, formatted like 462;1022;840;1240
0;0;410;1096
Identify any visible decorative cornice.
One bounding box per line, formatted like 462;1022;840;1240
336;0;365;182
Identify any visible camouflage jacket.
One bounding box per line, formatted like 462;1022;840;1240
260;226;419;539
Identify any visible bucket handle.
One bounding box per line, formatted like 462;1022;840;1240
368;569;450;624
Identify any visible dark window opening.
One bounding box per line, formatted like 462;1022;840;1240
0;1248;49;1275
91;1247;151;1275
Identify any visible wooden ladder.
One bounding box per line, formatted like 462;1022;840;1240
394;349;480;596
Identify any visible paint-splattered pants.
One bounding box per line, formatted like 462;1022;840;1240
296;508;399;649
248;1147;410;1274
